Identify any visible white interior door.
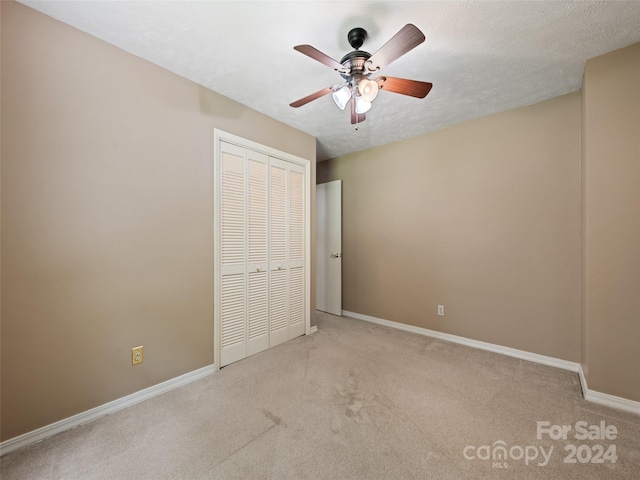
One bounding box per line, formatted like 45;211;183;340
268;159;307;346
246;150;269;357
316;180;342;315
214;130;310;368
219;142;248;366
288;165;306;339
269;159;289;347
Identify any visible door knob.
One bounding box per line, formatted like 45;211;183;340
330;253;342;258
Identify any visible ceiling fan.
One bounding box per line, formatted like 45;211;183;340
290;24;433;125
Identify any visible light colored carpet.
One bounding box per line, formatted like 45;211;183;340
2;312;639;479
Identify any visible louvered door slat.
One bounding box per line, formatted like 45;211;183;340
248;158;268;264
289;267;305;327
221;274;245;348
270;271;288;329
248;271;268;337
221;151;245;266
270;165;287;262
289;170;305;262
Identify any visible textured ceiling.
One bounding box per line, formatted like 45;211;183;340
19;1;640;160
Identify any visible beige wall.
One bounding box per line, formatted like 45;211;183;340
320;42;640;404
581;43;640;402
318;93;582;362
1;1;316;441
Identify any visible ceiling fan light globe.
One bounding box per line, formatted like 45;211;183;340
332;86;351;110
358;78;379;102
355;97;372;114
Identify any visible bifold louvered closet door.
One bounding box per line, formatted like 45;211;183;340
216;136;308;368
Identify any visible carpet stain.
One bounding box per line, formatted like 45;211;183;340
334;368;371;421
261;409;284;427
330;418;342;434
345;398;363;418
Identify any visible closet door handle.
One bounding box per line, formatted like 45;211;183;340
330;253;342;258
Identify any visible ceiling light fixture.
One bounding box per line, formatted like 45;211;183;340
358;78;379;102
331;85;351;110
333;78;377;115
355;96;372;114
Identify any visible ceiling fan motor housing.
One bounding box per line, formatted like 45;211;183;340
341;28;374;82
339;50;372;81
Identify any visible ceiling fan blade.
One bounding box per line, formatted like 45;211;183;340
294;45;346;72
376;76;433;98
290;87;334;108
366;24;425;72
350;97;366;125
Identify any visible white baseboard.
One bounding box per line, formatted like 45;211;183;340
308;325;318;334
343;310;640;416
4;314;638;457
578;364;588;396
0;364;217;457
343;310;580;372
583;389;640;415
578;366;640;415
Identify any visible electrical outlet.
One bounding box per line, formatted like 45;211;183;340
437;305;445;316
132;346;143;365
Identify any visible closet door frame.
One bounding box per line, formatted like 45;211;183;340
213;129;311;368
